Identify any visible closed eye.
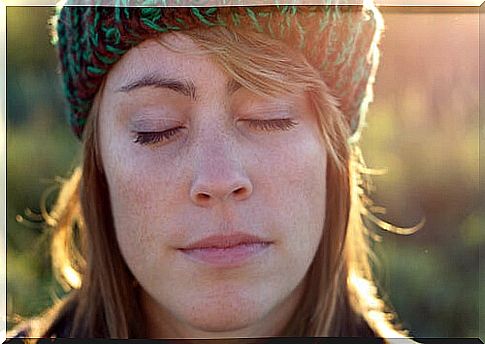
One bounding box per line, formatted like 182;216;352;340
132;119;298;146
243;118;298;131
132;127;183;145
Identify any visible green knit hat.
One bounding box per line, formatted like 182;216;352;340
52;2;383;141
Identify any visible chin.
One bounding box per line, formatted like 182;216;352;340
188;317;255;334
180;298;266;335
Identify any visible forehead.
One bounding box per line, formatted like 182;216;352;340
104;33;224;92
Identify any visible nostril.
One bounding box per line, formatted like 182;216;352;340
197;193;211;201
234;187;245;195
190;180;253;206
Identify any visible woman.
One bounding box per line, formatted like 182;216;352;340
9;2;417;341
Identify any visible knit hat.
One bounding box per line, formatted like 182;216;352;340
52;2;383;141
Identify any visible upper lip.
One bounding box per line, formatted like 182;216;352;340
179;232;273;250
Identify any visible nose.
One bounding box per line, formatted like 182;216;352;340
190;143;253;207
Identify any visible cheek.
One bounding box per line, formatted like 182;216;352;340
247;130;327;270
100;133;188;268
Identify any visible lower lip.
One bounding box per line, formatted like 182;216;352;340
179;242;271;267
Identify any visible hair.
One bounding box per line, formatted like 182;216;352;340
10;20;417;343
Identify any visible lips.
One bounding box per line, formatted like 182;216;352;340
180;232;272;250
178;232;273;267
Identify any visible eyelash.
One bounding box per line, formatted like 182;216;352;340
132;127;181;145
245;118;298;132
132;119;298;146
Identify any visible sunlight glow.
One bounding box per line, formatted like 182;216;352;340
62;265;82;290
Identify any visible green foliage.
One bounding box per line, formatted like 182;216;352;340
7;122;80;327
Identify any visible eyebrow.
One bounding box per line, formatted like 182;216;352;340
116;74;242;99
117;75;197;100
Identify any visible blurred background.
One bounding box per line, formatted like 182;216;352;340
5;6;482;338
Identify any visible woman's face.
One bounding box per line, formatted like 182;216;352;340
98;33;327;337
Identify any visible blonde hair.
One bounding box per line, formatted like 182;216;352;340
11;19;417;343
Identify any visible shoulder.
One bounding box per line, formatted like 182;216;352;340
344;315;383;339
48;305;75;338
